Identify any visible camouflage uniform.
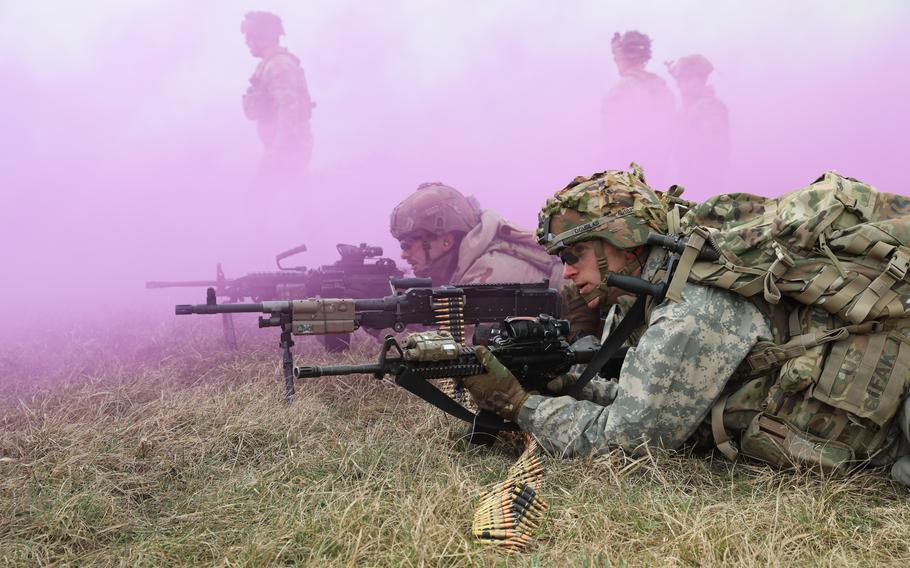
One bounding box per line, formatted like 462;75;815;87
462;166;910;489
602;32;676;188
243;47;314;176
521;236;773;456
667;55;730;192
519;274;772;457
480;167;770;456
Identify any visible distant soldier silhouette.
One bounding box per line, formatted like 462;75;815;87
667;54;731;193
241;11;314;190
601;31;676;189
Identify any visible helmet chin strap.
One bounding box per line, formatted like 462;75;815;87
579;240;644;304
416;237;459;284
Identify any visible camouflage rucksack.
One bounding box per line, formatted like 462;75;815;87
674;172;910;473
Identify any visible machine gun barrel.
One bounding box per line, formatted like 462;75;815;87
147;280;220;289
175;299;291;316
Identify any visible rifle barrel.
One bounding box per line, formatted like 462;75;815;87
295;363;386;378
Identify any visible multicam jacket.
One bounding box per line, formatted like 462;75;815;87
601;69;675;185
243;48;314;153
673;88;730;192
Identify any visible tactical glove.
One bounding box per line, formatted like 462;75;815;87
462;346;530;422
545;373;576;393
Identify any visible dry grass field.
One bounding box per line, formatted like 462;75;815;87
1;317;909;567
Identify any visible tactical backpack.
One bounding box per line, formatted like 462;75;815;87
671;172;910;472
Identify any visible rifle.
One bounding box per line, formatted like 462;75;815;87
148;242;404;351
294;315;626;440
175;280;561;400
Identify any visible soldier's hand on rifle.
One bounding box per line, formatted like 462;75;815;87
545;335;600;393
462;346;530;422
545;373;576;393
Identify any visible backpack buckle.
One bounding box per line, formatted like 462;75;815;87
886;249;910;281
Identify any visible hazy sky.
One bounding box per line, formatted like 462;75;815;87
1;0;908;333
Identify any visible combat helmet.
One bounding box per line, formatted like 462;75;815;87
611;31;652;65
242;11;284;41
390;182;482;240
536;164;668;302
666;54;714;81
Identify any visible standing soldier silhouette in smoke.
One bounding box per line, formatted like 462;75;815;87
666;54;731;194
241;11;315;192
601;31;676;189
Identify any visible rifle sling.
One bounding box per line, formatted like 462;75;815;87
395;369;521;432
566;295;647;399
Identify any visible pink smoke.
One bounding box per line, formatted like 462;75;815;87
1;1;908;338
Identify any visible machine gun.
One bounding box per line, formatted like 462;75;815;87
148;242;404;351
294;315;626;440
175;280;561;400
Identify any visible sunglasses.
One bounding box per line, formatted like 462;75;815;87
557;243;590;265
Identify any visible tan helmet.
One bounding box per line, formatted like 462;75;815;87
390;182;482;240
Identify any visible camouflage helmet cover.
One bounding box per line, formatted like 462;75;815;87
536;164;667;254
390;182;482;240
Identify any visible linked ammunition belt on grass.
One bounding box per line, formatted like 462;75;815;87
472;436;548;551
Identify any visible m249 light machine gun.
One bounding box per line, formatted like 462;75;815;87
148;243;404;351
175;280;561;400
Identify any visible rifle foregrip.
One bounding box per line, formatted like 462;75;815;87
407;361;485;379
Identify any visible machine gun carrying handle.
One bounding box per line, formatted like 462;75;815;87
276;243;308;270
389;277;433;291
